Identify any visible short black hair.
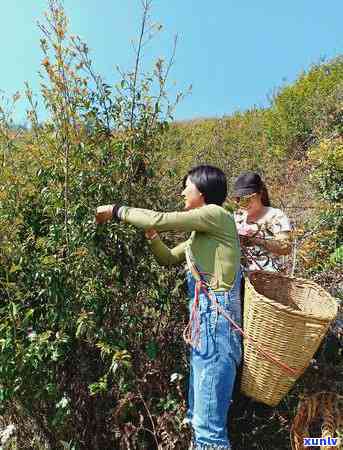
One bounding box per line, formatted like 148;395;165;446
183;165;227;206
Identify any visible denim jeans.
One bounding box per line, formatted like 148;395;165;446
186;269;242;450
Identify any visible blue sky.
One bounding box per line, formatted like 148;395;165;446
1;1;342;123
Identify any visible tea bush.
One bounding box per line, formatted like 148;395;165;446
0;1;190;448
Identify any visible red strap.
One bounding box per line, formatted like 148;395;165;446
183;281;201;348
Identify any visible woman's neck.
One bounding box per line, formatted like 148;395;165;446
247;205;268;223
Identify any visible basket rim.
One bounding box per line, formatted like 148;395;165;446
245;270;338;321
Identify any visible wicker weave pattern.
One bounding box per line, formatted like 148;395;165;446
241;271;338;407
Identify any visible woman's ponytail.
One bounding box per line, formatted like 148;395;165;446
260;181;271;207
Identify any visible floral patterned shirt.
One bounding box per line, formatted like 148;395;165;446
234;207;292;272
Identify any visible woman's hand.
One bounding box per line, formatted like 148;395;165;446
250;235;291;255
95;205;114;224
145;229;159;240
239;232;291;256
239;234;253;247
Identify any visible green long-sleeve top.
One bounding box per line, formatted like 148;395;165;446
119;204;240;291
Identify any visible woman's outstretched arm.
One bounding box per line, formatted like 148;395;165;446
118;205;220;233
95;204;220;233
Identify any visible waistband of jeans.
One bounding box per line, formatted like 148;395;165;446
192;290;231;312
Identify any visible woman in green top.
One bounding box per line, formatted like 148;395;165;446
96;165;242;450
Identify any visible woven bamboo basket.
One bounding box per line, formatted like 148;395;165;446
241;270;338;407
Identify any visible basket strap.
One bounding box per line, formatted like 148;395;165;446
183;280;201;348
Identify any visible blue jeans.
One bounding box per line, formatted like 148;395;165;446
186;270;243;450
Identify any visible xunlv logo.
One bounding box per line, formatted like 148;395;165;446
303;437;339;447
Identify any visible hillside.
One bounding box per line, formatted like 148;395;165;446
0;2;341;449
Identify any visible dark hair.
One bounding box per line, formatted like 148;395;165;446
260;181;271;207
233;171;271;207
183;165;227;206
